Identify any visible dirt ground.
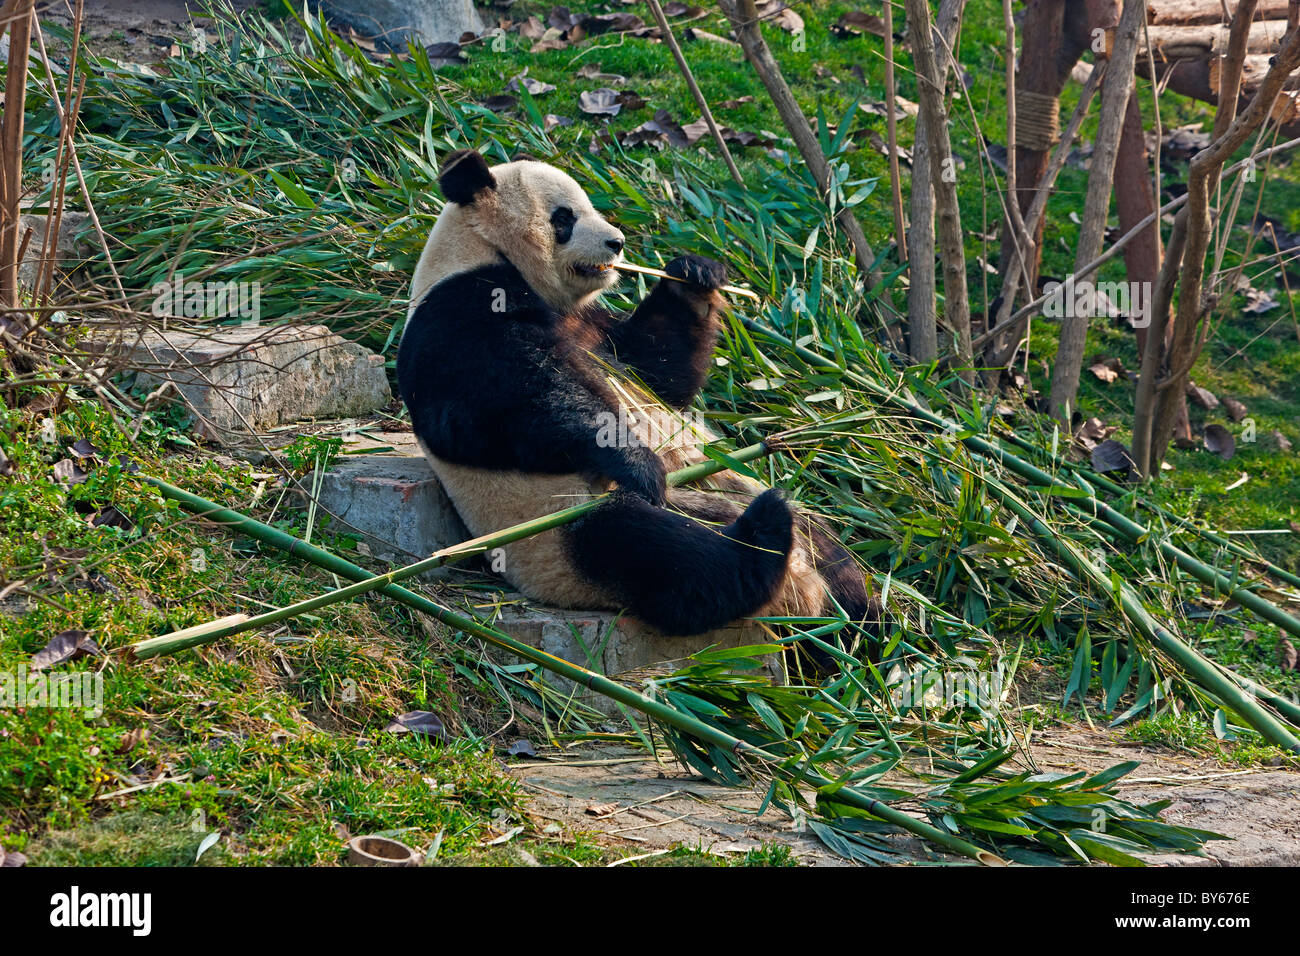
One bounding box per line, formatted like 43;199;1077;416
506;729;1300;866
37;0;262;61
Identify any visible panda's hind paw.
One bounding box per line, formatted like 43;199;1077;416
730;489;794;557
666;255;727;291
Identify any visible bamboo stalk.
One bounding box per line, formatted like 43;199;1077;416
643;0;744;187
986;478;1300;753
614;260;761;301
740;318;1300;745
131;441;774;658
140;477;1003;865
882;0;907;264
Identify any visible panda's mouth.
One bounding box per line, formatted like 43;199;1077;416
571;262;617;280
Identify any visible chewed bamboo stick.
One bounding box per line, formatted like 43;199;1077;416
615;260;762;301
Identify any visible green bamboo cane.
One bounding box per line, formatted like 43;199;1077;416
993;422;1300;591
743;319;1300;642
131;442;774;659
1074;511;1300;727
140;477;1004;865
981;476;1300;752
740;320;1300;735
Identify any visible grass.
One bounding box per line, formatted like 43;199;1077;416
0;396;533;863
4;0;1299;865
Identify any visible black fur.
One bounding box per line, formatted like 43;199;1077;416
605;254;726;408
550;206;576;244
564;489;793;635
398;256;797;635
399;260;666;504
439;149;496;205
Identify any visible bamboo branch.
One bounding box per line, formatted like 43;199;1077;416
983;61;1106;365
740;317;1300;748
1144;2;1300;471
905;0;973;381
1047;0;1146;425
716;0;881;288
615;260;760;300
906;0;966;364
644;0;744;187
883;0;907;264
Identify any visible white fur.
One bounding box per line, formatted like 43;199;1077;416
410;160;623;317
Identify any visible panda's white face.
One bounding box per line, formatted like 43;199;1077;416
479;161;625;311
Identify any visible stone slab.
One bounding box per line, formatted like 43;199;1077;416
112;324;391;446
307;454;469;570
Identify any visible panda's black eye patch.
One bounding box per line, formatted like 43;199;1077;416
551;206;577;244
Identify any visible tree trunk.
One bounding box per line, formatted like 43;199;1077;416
905;0;972;380
907;0;966;364
1048;0;1146;425
1147;0;1292;23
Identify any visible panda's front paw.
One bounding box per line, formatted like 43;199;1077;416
666;255;727;292
610;449;667;506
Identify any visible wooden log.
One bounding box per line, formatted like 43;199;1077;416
1143;54;1300;128
1134;20;1288;58
1211;51;1300;92
1147;0;1295;25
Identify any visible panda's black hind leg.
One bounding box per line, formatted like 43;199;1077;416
564;489;793;636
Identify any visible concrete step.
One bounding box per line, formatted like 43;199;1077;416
309;453;470;573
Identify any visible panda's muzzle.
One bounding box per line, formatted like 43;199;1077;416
571;261;616;279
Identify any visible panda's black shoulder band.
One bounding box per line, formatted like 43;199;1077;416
439;149;496;205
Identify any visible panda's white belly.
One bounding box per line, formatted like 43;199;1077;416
421;446;620;610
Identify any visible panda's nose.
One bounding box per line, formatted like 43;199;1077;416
605;237;625;255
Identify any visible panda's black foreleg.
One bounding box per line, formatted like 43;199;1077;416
563;488;794;636
608;255;726;408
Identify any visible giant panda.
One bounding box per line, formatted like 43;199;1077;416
397;149;873;651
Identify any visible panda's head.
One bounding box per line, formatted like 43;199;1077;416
438;149;625;312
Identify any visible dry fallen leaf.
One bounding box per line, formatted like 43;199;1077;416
586;802;620;816
1222;397;1248;422
1273;430;1293;453
31;630;103;670
51;458;88;485
1091;439;1136;476
1088;356;1127;384
579;87;623;116
384;711;448;740
1203;424;1236;460
1187;382;1219;410
507;73;556;96
115;727;151;755
831;11;888;39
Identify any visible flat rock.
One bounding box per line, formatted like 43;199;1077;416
110;325;390;446
17;211;92;291
308;454;469;570
318;451;782;710
318;0;485;47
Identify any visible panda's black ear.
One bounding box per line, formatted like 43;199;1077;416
439;149;496;205
511;151;539;163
